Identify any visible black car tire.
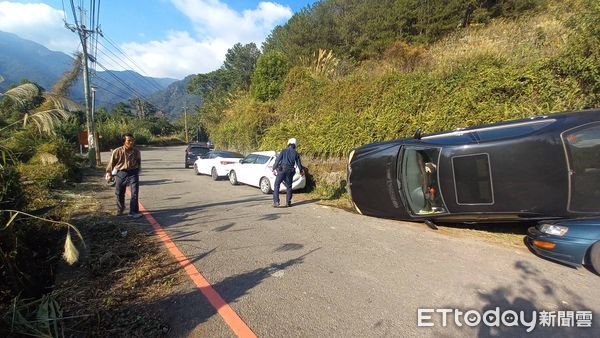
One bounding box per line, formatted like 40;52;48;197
185;160;189;169
229;170;238;185
194;164;200;175
260;177;272;194
589;241;600;274
211;167;219;181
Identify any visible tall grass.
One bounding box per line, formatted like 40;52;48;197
206;0;597;159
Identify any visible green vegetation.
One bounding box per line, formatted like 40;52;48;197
263;0;546;61
0;76;85;336
251;51;290;101
185;0;598;199
0;55;180;334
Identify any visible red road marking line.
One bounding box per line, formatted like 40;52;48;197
137;201;257;338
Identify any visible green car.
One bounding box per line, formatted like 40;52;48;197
527;218;600;274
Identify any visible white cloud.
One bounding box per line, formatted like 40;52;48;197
0;0;293;79
110;0;292;79
0;1;79;52
112;31;229;79
171;0;292;43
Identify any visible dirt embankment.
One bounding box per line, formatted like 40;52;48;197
2;169;187;337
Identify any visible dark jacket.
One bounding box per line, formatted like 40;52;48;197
274;146;302;172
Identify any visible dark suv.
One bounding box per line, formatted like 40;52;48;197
348;109;600;222
185;143;212;168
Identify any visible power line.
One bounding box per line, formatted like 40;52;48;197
64;0;167;113
91;80;133;102
66;0;101;166
94;61;151;101
100;33;167;90
95;39;164;92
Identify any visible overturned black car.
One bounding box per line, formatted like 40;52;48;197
347;109;600;222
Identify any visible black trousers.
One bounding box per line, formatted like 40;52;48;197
114;169;139;213
273;169;294;205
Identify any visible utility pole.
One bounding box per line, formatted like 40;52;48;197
183;106;189;143
91;86;101;166
66;0;100;167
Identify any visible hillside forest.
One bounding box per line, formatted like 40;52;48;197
186;0;599;157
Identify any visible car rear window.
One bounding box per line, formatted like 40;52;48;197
452;154;493;204
241;154;258;164
190;147;210;155
255;155;271;165
219;151;243;158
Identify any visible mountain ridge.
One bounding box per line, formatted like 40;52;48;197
0;30;201;118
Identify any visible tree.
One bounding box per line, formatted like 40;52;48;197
129;98;157;119
262;0;546;62
110;102;134;118
186;43;262;135
223;43;261;91
0;53;81;136
251;51;290;102
0;82;78;135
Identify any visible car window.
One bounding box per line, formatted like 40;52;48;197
241;154;258;164
452;153;493;205
255;155;270;165
221;151;243;158
562;122;600;212
400;147;446;215
190;147;210;155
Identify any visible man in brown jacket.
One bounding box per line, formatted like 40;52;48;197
105;133;142;218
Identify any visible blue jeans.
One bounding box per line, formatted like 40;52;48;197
115;169;139;213
273;169;294;205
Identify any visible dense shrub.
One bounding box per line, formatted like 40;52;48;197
211;96;278;152
0;166;27;217
18;162;68;190
251;51;290;102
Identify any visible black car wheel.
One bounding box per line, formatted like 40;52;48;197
589;241;600;274
229;170;238;185
194;164;200;175
211;167;219;181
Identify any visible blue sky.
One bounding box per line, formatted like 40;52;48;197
0;0;316;79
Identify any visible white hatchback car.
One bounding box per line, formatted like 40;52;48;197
194;150;244;180
228;151;306;194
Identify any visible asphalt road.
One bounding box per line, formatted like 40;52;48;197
113;145;600;337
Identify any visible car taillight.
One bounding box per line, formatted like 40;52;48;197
267;165;273;170
220;161;234;165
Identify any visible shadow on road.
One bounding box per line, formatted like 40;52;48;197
275;243;304;252
142;195;273;232
437;260;598;337
141;179;187;185
213;223;236;232
290;198;320;206
154;248;321;336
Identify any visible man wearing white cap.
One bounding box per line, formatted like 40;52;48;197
272;137;304;207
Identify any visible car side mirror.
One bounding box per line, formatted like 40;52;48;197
239;159;244;164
